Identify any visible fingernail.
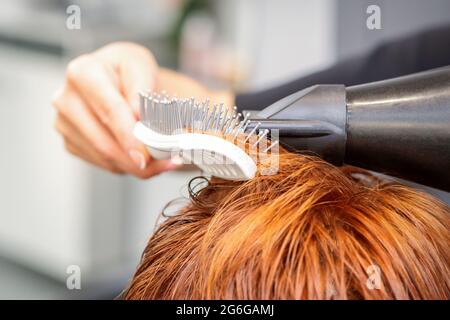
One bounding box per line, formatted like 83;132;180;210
169;155;184;167
129;149;146;170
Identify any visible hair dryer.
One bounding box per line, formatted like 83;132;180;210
246;66;450;191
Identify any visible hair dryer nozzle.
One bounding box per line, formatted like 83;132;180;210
248;67;450;191
246;84;347;165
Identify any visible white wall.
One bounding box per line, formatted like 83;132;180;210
227;0;337;89
0;44;91;279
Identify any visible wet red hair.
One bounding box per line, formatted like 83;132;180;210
124;152;450;299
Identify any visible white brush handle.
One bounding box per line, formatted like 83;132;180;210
133;122;257;181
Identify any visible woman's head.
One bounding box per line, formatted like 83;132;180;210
125;152;450;299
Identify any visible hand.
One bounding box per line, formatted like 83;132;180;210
52;42;233;178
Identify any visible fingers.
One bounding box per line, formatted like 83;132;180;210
53;84;177;178
65;54;151;170
121;59;156;118
52;42;185;179
141;158;180;178
56;113;176;178
54;113;124;174
53;88;130;171
96;43;158;116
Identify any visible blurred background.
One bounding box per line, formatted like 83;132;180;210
0;0;449;299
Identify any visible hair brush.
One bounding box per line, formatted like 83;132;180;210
133;92;279;180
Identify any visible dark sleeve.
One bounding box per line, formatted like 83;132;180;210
236;24;450;111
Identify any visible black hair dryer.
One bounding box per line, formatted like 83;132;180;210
247;66;450;191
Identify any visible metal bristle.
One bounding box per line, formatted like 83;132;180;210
139;92;279;156
253;129;269;147
244;122;261;143
263;140;279;153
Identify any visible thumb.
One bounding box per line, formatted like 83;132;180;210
120;52;158;118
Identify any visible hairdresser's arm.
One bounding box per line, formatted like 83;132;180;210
236;25;450;110
52;42;232;178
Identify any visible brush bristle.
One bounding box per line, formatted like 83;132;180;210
139;92;278;156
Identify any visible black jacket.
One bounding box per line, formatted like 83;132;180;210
236;25;450;111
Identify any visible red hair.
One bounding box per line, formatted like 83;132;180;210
124;152;450;299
